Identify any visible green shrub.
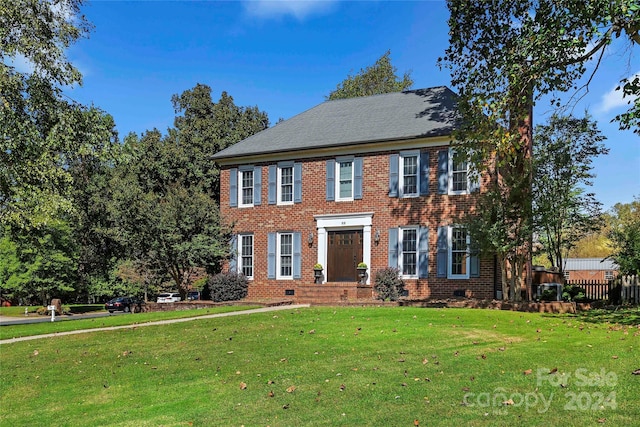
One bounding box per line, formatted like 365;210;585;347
206;272;248;302
373;267;405;301
562;284;587;302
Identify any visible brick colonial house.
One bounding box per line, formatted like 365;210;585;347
212;87;498;302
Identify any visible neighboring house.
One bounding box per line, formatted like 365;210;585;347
563;258;619;282
212;87;498;302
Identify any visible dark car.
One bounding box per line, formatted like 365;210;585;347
105;297;144;313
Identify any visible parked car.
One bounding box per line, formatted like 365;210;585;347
105;297;144;313
187;291;200;301
156;292;181;303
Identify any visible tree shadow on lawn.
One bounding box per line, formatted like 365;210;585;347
550;306;640;326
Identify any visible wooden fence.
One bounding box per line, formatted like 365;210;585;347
566;275;639;304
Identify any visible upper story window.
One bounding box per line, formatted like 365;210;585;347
564;270;571;280
400;153;419;196
449;150;468;194
229;166;262;208
268;162;302;205
240;169;254;207
389;151;429;198
605;270;614;280
326;157;363;202
437;149;479;195
278;166;293;204
337;160;354;200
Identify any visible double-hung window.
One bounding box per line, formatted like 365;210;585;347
277;233;293;279
400;227;418;277
337;160;353;201
326;157;363;201
239;234;253;279
278;166;294;204
448;226;469;279
239;169;254;207
400;152;419;197
449;150;468;194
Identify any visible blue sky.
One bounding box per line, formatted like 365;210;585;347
61;0;638;210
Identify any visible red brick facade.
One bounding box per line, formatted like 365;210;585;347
219;141;497;301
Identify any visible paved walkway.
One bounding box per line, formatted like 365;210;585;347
0;304;310;345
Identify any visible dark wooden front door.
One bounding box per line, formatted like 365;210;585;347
327;230;363;282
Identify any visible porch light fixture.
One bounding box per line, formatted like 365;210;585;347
374;228;381;244
307;232;314;245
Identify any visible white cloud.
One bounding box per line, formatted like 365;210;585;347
597;72;640;114
243;0;338;20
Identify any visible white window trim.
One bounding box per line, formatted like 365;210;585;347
238;169;254;208
238;234;254;280
399;226;419;279
448;225;470;279
277;165;294;206
276;232;294;280
448;148;470;195
335;157;354;202
399;150;420;198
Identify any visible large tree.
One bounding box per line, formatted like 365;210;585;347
533;114;608;272
439;0;639;300
109;86;268;297
608;198;640;275
327;50;413;100
1;0;94;229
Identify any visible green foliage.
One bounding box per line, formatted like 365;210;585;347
206;271;248;302
562;284;587;302
313;263;323;270
327;50;413;100
373;267;405;301
357;262;367;269
607;198;640;274
533;114;609;271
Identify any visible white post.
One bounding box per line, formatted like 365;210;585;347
47;305;56;322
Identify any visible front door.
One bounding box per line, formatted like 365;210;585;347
327;230;363;282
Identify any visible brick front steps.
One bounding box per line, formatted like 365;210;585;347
295;282;374;304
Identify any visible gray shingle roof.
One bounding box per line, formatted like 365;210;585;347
212;86;459;160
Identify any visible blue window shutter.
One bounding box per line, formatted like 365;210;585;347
354;157;363;200
436;226;448;277
253;166;262;205
326;159;335;201
267;233;276;279
229;168;238;207
389;154;399;197
268;165;277;204
420;151;430;196
418;226;429;278
294;162;302;203
229;234;237;273
470;239;480;277
437;150;449;194
388;228;399;268
293;232;302;279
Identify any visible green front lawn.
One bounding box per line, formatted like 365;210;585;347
1;307;638;426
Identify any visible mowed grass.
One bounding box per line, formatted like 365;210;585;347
1;306;638;426
0;306;259;340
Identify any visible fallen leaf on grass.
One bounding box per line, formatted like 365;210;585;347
268;391;274;397
286;385;296;393
523;369;533;375
597;418;606;423
239;382;247;390
632;369;640;375
422;358;429;365
503;399;514;405
282;404;289;409
612;355;618;359
339;384;346;391
549;368;558;374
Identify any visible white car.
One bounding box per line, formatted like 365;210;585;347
156;292;181;303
